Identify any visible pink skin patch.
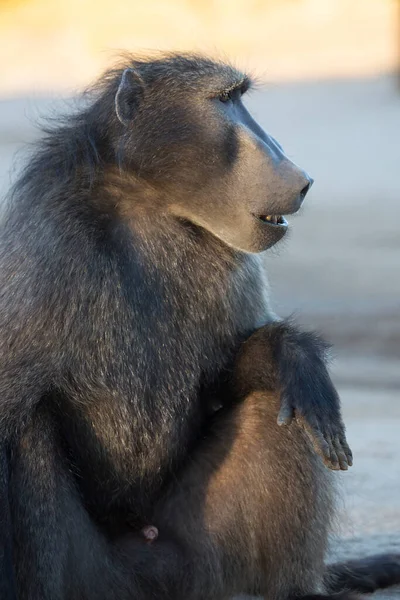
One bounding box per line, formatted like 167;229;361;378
141;525;159;543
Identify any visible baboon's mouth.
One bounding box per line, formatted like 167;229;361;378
258;215;287;227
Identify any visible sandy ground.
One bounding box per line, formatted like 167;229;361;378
0;73;399;597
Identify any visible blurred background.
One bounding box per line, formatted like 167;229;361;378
1;1;399;595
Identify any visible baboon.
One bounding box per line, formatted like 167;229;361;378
0;53;398;599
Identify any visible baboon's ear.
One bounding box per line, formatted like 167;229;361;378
115;68;144;126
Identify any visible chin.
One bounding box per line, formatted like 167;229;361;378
186;214;289;255
233;218;289;254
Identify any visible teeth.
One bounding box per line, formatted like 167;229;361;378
261;215;282;225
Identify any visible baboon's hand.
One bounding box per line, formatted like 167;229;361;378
278;378;353;471
236;321;353;471
273;322;353;471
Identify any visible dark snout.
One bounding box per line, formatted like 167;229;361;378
292;173;313;212
214;104;315;253
275;158;313;215
238;110;313;216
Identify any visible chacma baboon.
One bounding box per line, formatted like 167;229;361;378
0;53;398;600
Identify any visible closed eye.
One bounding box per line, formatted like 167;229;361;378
215;77;252;104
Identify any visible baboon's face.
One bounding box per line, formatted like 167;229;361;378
115;56;312;253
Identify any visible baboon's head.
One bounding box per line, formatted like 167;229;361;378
112;54;312;253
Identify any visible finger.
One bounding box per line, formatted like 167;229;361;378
277;395;295;426
324;431;340;470
339;435;353;467
318;436;344;472
332;435;348;471
295;412;345;470
324;456;339;471
301;417;343;470
300;417;331;462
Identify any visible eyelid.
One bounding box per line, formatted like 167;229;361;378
210;78;250;100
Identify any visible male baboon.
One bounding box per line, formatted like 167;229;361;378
0;53;398;599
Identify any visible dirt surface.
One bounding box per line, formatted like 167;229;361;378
1;73;399;597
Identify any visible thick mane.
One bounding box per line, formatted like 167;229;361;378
9;80;120;206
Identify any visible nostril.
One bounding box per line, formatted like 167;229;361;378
300;182;311;200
